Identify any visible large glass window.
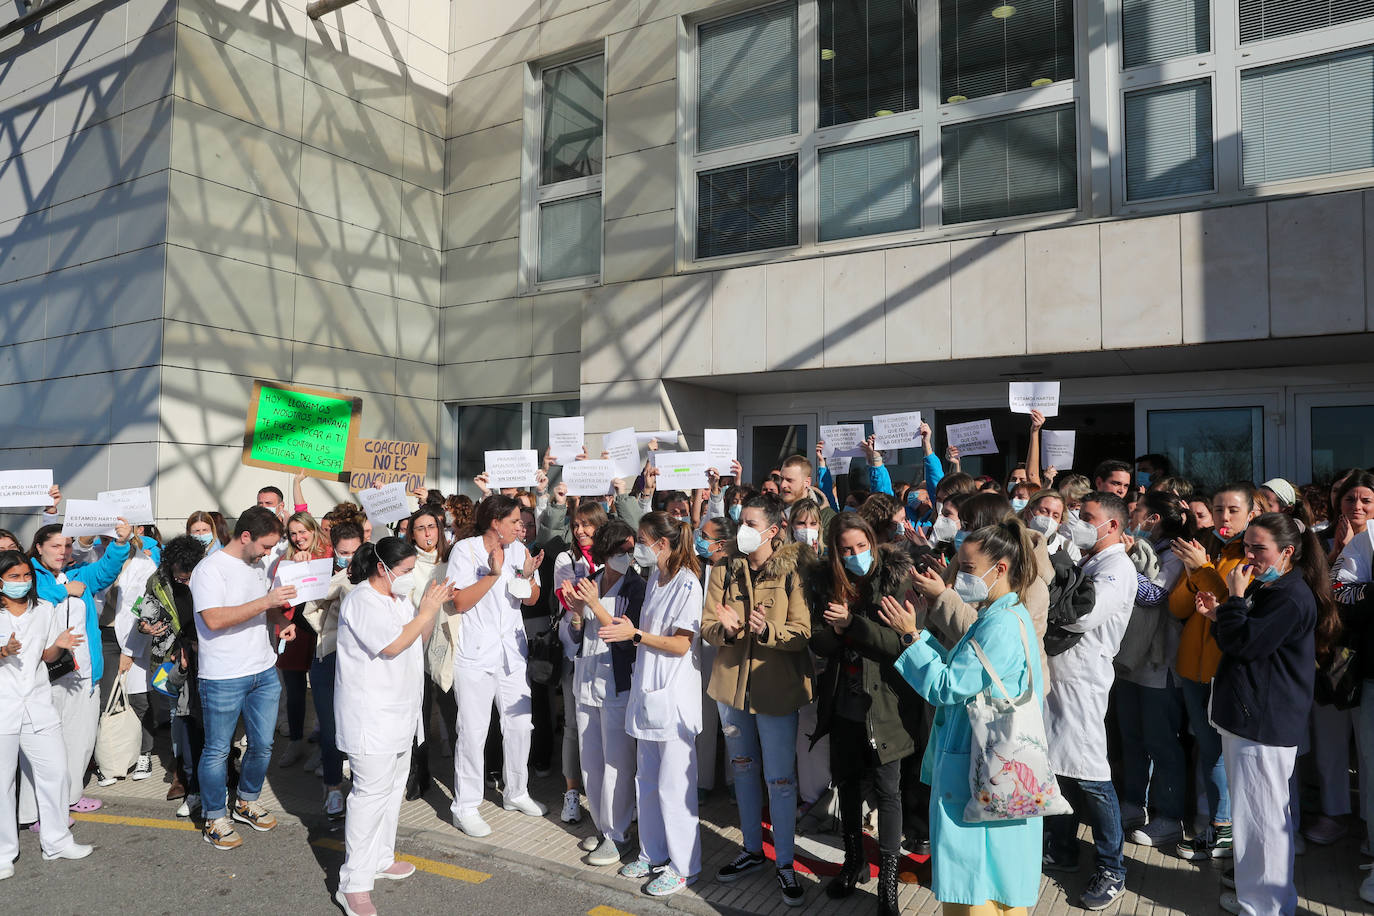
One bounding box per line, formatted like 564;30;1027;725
1121;0;1210;68
697;156;800;257
1310;404;1374;486
819;133;920;240
818;0;920;128
939;0;1074;103
1240;47;1374;185
1147;406;1263;492
941;105;1078;224
1124;79;1214;200
457;399;581;497
751;424;811;478
542;57;604;184
698;3;799;151
538;194;602;282
1239;0;1374;44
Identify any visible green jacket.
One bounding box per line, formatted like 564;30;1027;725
806;544;921;766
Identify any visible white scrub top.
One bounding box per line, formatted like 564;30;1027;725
447;536;536;670
334;582;425;756
565;572;633;709
0;600;64;735
625;567;703;743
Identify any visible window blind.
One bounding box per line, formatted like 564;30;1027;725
819;133;920;240
698;3;799;151
1125;80;1214;200
941;105;1078;223
1239;0;1374;44
818;0;920;128
1240;47;1374;184
541;57;604;185
939;0;1074;103
1121;0;1209;68
697;156;799;257
539;194;602;281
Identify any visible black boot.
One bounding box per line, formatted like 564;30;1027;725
877;852;901;916
825;831;869;899
405;744;430;801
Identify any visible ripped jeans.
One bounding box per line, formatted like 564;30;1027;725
718;703;799;867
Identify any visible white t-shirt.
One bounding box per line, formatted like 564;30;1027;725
334;583;424;755
191;549;274;681
0;600;64;735
625;566;703;742
447;536;536;670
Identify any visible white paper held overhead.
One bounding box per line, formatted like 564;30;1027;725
562;460;616;497
1008;381;1060;417
703;429;738;471
603;428;641;479
946;420;998;456
819;424;866;458
484;449;539;489
872;411;922;451
97;487;155;526
1040;430;1076;470
61;499;121;537
653;451;711;491
547;417;585;463
0;469;54;508
357;482;411;526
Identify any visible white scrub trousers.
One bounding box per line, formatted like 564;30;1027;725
635;734;701;879
1222;732;1298;916
340;748;411;894
576;700;635;844
1;718;77;864
19;674;99;820
451;660;532;818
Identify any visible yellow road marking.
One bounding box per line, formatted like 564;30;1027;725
72;812;199;832
588;907;637;916
310;838;491;884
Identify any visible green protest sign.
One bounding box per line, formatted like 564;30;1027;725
241;381;362;480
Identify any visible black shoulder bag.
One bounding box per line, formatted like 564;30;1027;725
47;595;78;682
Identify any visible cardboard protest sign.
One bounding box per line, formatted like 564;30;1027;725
0;469;53;507
1041;430;1076;469
547;417;585;462
242;381;362;481
357;482;411;526
872;412;922;451
946;420;998;456
562;460;615;497
62;499;120;537
484;450;539;489
346;439;427;493
1008;381;1060;417
97;487;155;526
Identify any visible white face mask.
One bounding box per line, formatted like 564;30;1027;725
793;527;819;547
953;566;999;605
633;543;659;569
384;563;416;599
931;516;959;544
1027;514;1056;537
607;553;631;574
736;525;765;555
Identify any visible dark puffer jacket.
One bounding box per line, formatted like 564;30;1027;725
806;544;922;766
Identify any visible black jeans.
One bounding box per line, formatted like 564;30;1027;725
830;716;905;856
128;690;161;756
900;702;933;843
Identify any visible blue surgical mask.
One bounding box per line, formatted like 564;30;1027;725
842;551;873;576
1255;565;1282;584
193;532;214;546
953;530;969;551
1;581;32;600
1125;525;1153;541
694;533;713;558
728;504;742;522
1010;498;1028;512
335;553;352;569
842;505;858;513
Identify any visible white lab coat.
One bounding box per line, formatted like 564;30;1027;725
111;555;158;694
625;567;703;743
334;584;425;756
1045;542;1139;781
0;601;63;736
446;536;534;670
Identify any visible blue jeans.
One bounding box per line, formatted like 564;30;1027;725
718;703;799;867
1046;777;1125;879
1116;679;1187;820
1180;677;1231;824
199;667;282;821
310;652;345;787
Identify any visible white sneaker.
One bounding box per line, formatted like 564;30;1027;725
0;864;13;880
177;794;201;818
325;788;345;818
43;843;93;861
456;812;492;837
131;754;153;781
94;769;117;788
503;794;547;818
587;836;623;867
579;834;601;852
341;759;351;780
560;789;581;824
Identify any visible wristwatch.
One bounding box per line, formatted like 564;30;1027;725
631;630;643;645
899;631;917;647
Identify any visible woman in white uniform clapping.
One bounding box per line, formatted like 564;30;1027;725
603;511;704;897
333;537;453;916
0;550;92;879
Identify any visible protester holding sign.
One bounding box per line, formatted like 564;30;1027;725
0;550;94;878
274;512;329;770
19;519;133;823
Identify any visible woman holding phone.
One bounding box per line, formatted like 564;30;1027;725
333;537;453;916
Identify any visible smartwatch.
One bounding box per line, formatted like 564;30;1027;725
631;630;643;645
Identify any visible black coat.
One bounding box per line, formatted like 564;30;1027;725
1211;571;1316;747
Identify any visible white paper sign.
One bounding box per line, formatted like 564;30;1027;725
654;451;711;491
819;424;866;458
563;460;616;497
484;449;539;489
703;428;738;470
636;430;679;446
946;420;999;456
603;427;641;480
274;558;335;605
0;469;54;507
97;487;155;526
1040;430;1076;470
1008;381;1060;417
61;499;121;537
358;482;411;526
547;417;585;463
829;456;853;475
872;411;923;451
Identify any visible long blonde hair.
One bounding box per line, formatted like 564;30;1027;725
286;511;328;558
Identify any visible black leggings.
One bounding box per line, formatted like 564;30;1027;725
829;716;905;856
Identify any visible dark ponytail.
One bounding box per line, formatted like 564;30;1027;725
1249;513;1340;659
347;536;416;585
639;511;700;581
965;518;1038;599
1139;489;1194;542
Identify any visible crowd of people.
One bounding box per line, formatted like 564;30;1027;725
1;411;1371;916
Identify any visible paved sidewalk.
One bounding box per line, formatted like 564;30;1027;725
89;721;1372;916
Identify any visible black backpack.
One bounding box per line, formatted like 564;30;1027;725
1043;549;1096;656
